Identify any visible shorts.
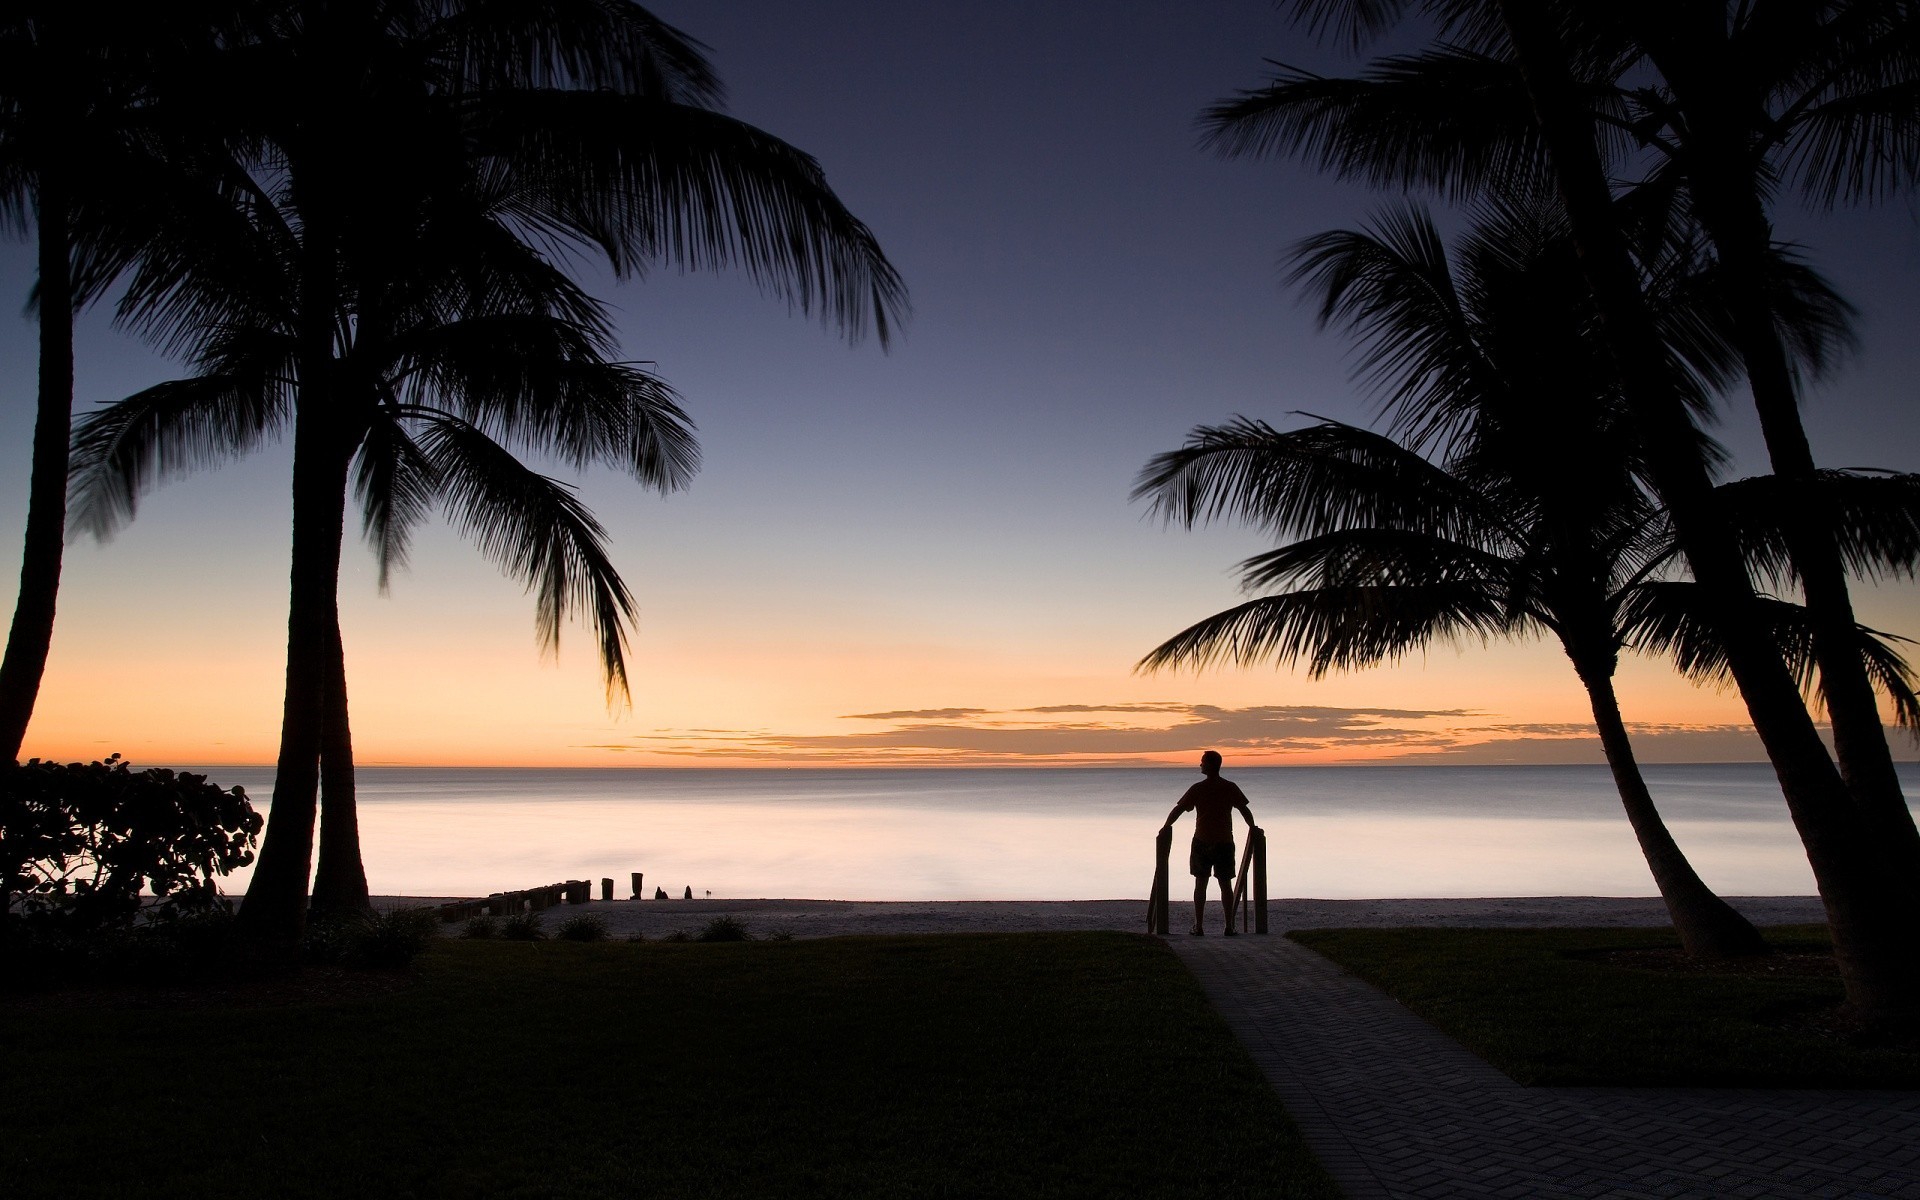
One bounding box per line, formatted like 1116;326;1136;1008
1190;839;1235;881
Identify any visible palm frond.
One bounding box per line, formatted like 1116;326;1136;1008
389;314;699;489
1717;469;1920;587
67;371;290;540
352;410;442;590
1133;417;1510;548
1201;47;1564;199
1138;582;1522;678
410;410;638;704
476;91;909;346
1617;579;1919;730
1236;527;1519;596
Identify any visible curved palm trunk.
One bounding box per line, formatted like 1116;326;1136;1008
1636;13;1920;878
235;401;349;944
1572;656;1769;957
0;174;74;762
310;613;369;915
1499;0;1920;1024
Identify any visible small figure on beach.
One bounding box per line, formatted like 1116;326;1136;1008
1160;750;1255;936
683;885;693;899
654;886;668;900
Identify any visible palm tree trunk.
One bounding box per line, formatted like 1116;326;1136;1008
235;401;349;944
1686;180;1919;877
311;612;369;915
1573;656;1769;956
0;173;74;762
1633;10;1920;880
1498;0;1920;1024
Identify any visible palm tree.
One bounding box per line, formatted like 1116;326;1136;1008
71;162;695;916
1138;416;1920;956
1209;0;1920;891
1136;204;1807;956
0;3;233;761
1205;0;1920;1028
68;1;908;943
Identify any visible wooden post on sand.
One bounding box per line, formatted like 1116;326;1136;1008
1252;826;1268;934
1147;826;1171;935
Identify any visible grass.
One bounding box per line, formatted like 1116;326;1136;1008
1293;924;1920;1088
1;932;1337;1199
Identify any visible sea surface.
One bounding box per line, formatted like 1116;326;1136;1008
191;763;1920;902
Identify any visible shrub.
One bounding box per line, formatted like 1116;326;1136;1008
1;755;260;940
767;928;796;942
461;915;500;940
498;911;546;941
660;929;693;943
303;906;438;968
696;915;754;943
352;907;439;968
555;913;609;942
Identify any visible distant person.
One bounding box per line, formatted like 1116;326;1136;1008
1160;750;1255;936
683;885;692;899
654;886;668;899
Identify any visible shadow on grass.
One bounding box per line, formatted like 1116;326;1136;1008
1294;925;1920;1088
1;931;1337;1199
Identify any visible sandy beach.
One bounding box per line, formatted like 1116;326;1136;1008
383;895;1828;940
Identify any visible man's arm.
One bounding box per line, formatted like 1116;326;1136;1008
1231;781;1255;829
1161;784;1199;829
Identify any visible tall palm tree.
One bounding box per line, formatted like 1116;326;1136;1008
1137;203;1850;957
69;1;908;943
71;161;695;915
0;3;234;761
1209;0;1920;893
1138;417;1919;956
1205;0;1920;1028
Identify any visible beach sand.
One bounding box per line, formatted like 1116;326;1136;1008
380;895;1828;940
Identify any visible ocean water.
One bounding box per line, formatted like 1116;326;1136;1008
191;763;1920;902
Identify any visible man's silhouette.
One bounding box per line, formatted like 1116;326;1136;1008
1160;750;1255;935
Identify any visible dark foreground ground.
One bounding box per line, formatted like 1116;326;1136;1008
1;932;1338;1200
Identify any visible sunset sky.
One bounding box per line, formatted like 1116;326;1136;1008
4;1;1918;769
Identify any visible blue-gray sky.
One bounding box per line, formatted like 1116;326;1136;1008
4;1;1917;765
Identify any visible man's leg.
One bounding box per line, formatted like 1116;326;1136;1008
1192;876;1208;934
1218;871;1235;934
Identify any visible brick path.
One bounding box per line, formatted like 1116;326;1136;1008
1171;935;1920;1200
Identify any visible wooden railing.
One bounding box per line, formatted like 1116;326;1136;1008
1147;825;1267;935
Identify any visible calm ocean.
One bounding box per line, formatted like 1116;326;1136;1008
191;763;1920;902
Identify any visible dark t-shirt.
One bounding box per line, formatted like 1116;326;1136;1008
1176;776;1249;843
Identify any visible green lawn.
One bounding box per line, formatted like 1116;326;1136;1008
1293;925;1920;1088
2;932;1337;1199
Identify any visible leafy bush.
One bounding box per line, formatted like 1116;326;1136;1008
696;915;754;943
461;915;500;939
1;755;260;940
659;929;693;943
353;907;439;968
498;911;546;941
304;906;438;968
555;913;609;942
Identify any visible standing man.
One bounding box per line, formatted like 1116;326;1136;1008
1161;750;1255;936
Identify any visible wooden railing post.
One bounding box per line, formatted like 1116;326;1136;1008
1230;838;1253;932
1148;826;1171;935
1252;826;1268;935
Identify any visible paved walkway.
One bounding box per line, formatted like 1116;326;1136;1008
1170;935;1920;1200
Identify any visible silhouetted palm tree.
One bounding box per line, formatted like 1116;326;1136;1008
71;164;695;915
67;1;907;943
0;3;231;761
1138;416;1919;956
1206;0;1920;1029
1208;0;1920;899
1134;204;1902;956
